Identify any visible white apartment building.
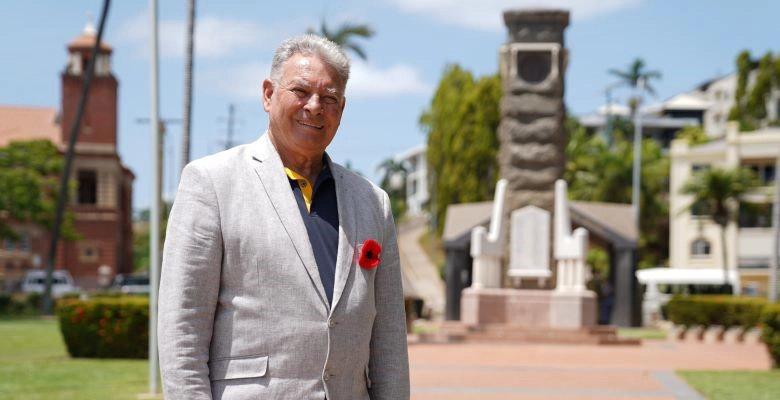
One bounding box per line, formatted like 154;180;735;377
669;123;780;295
394;144;429;216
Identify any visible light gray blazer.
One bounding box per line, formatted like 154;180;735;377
158;133;410;399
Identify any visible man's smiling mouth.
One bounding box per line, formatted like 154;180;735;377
298;120;324;129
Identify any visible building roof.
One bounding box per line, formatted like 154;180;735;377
570;201;637;249
442;201;493;245
683;139;727;155
395;143;427;161
636;267;740;285
0;105;61;147
596;103;630;116
580;113;698;130
662;93;711;111
67;20;112;52
442;199;638;250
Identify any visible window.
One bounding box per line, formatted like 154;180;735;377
690;200;709;217
743;160;775;185
18;233;31;252
739;202;772;228
691;238;711;257
692;164;710;173
78;170;97;204
79;243;99;263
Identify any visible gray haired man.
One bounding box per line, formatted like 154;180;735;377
158;35;410;399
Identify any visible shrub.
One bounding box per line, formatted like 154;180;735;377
762;304;780;368
0;293;45;317
56;297;149;359
665;295;767;329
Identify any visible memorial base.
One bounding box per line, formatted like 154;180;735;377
461;287;596;329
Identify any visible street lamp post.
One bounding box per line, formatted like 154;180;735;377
632;78;645;234
148;0;161;395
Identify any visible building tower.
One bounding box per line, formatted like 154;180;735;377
58;21;134;288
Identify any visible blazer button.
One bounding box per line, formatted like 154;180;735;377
328;319;336;328
323;370;330;381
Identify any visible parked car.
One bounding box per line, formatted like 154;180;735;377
112;274;150;294
21;270;78;298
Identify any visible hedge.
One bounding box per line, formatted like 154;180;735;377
762;304;780;367
0;293;43;316
56;297;149;359
665;295;766;329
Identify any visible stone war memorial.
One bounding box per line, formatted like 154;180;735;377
440;9;640;343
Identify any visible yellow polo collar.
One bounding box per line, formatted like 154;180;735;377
284;168;313;211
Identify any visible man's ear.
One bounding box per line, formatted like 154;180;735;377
262;79;274;112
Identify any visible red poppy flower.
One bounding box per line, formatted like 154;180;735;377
359;239;382;269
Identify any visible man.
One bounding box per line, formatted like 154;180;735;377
158;35;410;399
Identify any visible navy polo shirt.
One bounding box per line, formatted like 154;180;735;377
285;156;339;305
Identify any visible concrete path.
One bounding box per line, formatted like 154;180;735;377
408;340;773;399
398;217;446;319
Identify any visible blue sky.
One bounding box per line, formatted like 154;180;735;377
1;0;778;211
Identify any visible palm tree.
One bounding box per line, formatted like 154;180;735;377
307;20;375;60
680;167;757;288
376;158;408;219
608;58;662;115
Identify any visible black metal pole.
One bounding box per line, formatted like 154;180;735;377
43;0;112;314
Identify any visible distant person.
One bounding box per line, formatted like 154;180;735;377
158;34;410;399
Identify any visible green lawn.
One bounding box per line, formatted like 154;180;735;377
679;370;780;400
0;318;153;400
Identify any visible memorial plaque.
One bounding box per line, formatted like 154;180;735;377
509;205;551;279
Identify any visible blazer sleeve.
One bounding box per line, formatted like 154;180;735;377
367;190;411;400
158;162;223;400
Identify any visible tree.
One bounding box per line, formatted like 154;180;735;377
420;65;502;234
680;167;757;287
0;140;78;241
729;50;780;131
608;58;662;114
133;201;171;273
676;125;709;146
565;119;670;268
376;158;408;220
306;20;375;60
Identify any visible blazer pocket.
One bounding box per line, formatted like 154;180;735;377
365;365;371;389
209;355;269;381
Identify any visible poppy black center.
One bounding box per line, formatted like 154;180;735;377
367;251;373;258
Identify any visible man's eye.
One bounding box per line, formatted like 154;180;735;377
322;96;339;105
291;88;306;96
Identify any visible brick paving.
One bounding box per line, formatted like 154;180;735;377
408;340;772;399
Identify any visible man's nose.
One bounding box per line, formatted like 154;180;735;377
304;94;322;115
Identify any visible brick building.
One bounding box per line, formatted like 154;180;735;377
0;22;134;290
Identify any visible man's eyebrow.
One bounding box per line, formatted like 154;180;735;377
286;78;310;87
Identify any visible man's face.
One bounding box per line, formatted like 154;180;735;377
263;53;346;159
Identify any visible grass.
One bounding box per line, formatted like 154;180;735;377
679;370;780;400
0;318;152;400
617;327;667;340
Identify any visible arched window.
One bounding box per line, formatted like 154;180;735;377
691;238;711;257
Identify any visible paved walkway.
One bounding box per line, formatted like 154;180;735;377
408;340;773;399
398;217;445;319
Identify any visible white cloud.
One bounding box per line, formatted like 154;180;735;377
208;60;431;100
117;12;272;58
205;62;270;99
348;61;432;98
386;0;642;31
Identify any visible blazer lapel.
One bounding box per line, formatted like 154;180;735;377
330;164;357;313
250;133;329;309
